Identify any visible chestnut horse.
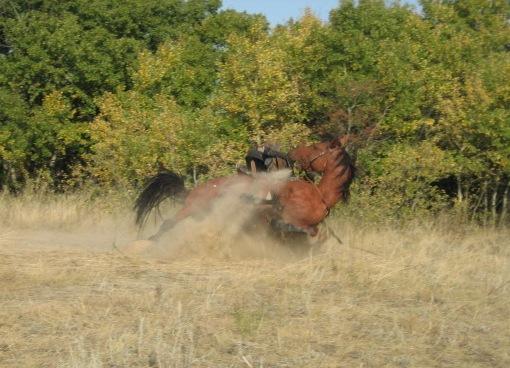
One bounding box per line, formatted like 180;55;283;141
271;142;354;236
134;137;354;241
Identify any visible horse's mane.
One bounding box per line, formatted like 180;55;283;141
342;151;356;202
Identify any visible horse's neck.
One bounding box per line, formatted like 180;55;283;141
317;150;351;208
289;146;314;169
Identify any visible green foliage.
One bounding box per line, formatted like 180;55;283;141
89;90;249;187
132;37;218;108
0;88;87;189
200;9;269;47
0;0;257;188
212;20;307;141
1;0;222;49
0;0;509;221
0;87;29;188
344;142;454;222
0;11;140;118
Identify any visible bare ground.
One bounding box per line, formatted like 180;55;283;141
0;193;509;367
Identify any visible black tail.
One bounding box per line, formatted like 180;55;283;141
134;171;186;228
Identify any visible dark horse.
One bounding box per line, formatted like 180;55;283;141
134;137;354;241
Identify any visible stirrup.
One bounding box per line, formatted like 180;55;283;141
236;166;252;176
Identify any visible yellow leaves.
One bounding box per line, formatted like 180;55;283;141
132;43;183;91
89;91;186;186
90;89;251;186
464;75;492;107
38;91;74;121
487;57;510;105
428;73;494;147
213;20;307;139
261;123;312;151
385;142;455;180
200;140;249;178
397;118;437;136
300;8;323;33
276;9;323;50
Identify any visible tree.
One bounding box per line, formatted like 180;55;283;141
1;12;140;119
0;0;253;189
0;87;29;189
212;21;307;144
132;37;218;108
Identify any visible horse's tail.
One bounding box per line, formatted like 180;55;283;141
134;171;186;228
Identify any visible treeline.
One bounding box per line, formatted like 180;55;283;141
0;0;509;222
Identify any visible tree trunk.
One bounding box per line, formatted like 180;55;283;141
455;174;466;221
192;166;198;187
483;180;489;226
1;162;8;191
49;153;57;169
500;182;509;225
457;174;463;203
491;184;498;228
471;180;485;221
9;166;17;188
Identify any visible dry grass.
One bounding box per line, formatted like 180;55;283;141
0;188;129;230
0;193;509;367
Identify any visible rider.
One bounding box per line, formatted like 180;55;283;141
239;143;292;175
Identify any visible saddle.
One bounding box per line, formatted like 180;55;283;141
237;144;292;176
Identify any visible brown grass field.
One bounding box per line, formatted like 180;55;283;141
0;192;509;367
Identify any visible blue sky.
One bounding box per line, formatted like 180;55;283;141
221;0;421;26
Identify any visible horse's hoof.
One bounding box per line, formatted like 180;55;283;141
122;240;154;255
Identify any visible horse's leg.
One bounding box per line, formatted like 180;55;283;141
269;218;317;236
149;218;177;241
148;205;195;241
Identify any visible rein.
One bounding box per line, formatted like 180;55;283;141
309;148;349;216
304;148;331;172
312;183;331;217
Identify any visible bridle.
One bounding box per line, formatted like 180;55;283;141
301;147;333;173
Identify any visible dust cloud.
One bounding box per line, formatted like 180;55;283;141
127;169;315;261
1;170;317;261
0;213;138;253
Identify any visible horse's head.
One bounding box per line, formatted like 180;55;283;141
288;136;346;174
